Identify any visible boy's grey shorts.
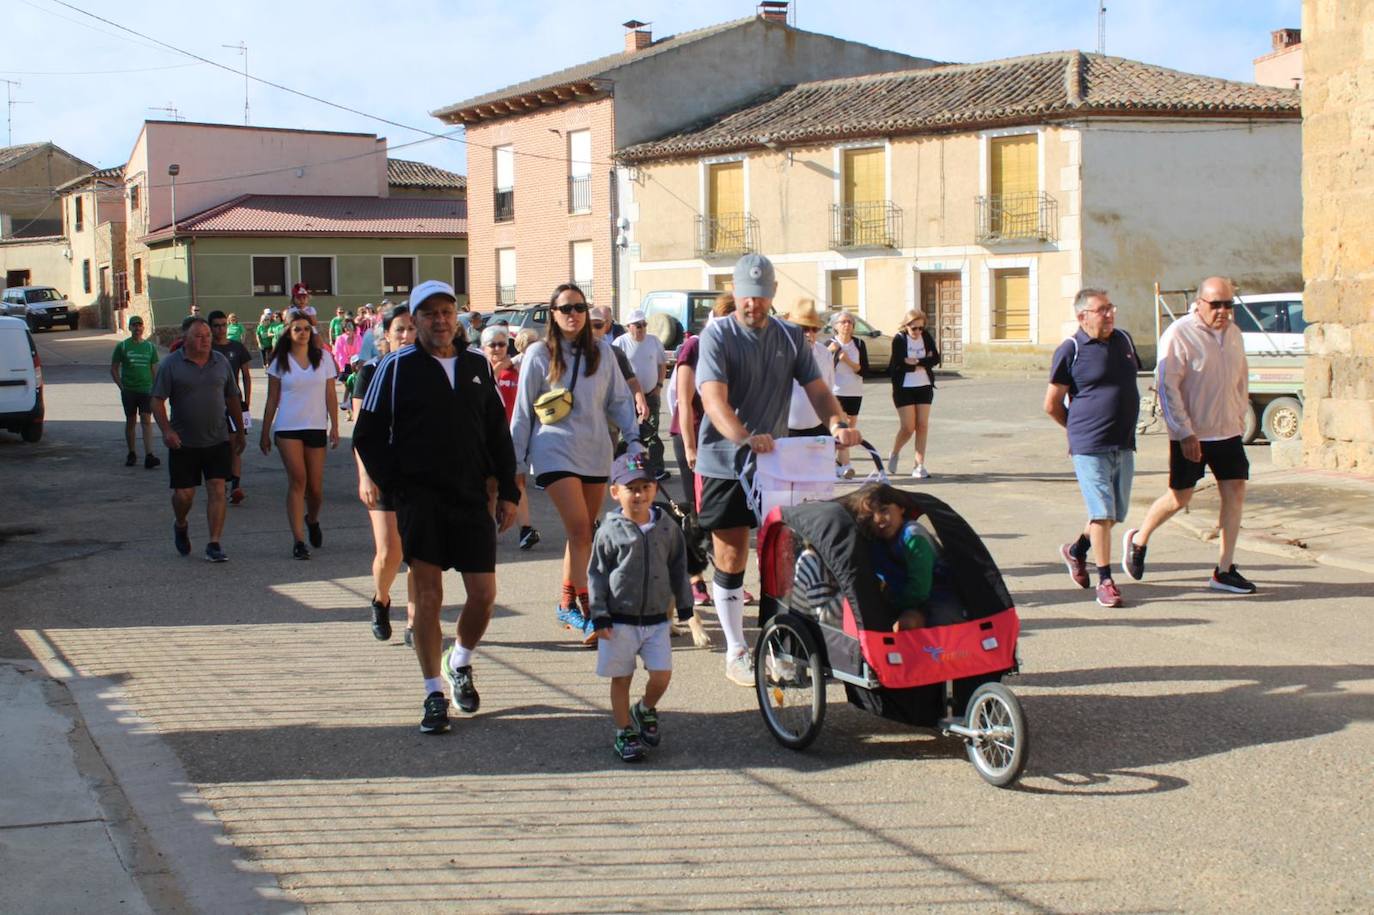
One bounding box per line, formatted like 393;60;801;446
596;621;672;677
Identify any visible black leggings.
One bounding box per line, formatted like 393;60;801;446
670;433;695;508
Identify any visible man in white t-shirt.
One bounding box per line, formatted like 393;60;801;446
614;309;669;480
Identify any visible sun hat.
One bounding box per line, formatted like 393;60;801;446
732;253;776;299
787;298;824;329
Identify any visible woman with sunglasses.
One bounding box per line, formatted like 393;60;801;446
827;311;868;478
509;283;639;643
886;309;941;479
482;324;539;551
260;309;340;560
353;304;417;644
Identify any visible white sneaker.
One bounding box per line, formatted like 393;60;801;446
835;463;855;480
725;649;754;687
886;453;899;475
912;465;930;479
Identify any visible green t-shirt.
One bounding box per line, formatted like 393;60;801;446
267;322;285;347
112;338;159;394
226;322;245;342
329;316;345;341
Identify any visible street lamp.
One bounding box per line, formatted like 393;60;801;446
167;163;180;235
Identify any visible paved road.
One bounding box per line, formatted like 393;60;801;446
3;330;1371;913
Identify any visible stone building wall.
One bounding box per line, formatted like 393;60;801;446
1294;0;1374;472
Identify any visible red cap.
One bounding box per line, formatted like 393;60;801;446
291;283;309;298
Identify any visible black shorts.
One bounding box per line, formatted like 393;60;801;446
395;493;496;573
121;389;152;418
892;385;934;407
698;475;757;532
789;424;827;437
837;395;863;417
168;442;232;489
534;471;608;489
275;429;327;448
1169;435;1249;491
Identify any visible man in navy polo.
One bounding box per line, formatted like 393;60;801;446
1043;287;1142;608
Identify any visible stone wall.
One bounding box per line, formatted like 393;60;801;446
1292;0;1374;472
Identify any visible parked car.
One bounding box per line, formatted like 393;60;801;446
487;303;549;339
640;290;722;353
817;310;894;374
0;286;79;332
1233;291;1306;444
0;316;44;442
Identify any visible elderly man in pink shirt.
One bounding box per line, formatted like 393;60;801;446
1121;276;1255;594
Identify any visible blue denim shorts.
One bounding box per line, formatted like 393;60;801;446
1072;450;1135;523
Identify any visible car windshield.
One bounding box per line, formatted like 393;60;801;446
1235;300;1306;335
24;288;62;303
490;309;519;324
826;312;878;335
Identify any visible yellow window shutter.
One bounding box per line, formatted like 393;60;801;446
990;135;1038;199
993;268;1030;341
830;269;859;310
708;162;744;218
842;148;884;207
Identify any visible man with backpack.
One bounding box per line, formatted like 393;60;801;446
1043;287;1141;608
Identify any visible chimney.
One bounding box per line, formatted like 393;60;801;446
623;20;652;54
1271;28;1301;51
758;1;789;24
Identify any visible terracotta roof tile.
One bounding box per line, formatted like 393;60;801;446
0;142;48;170
387;158;466;189
619;51;1300;161
142;195;466;243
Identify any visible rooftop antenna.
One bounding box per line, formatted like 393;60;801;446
1;79;28;146
148;103;185;122
222;41;248;125
1096;1;1107;55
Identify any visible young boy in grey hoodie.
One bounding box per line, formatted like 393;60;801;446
588;452;695;762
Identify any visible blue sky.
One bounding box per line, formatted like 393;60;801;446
10;0;1300;176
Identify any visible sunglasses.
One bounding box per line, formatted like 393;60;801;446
591;321;606;329
484;340;507;348
554;303;590;315
630;321;647;328
1201;298;1235;310
210;322;227;329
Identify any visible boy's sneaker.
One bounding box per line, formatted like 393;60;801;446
204;542;228;563
1095;579;1123;607
692;580;711;606
725;649;754;687
370;597;391;641
144;453;161;470
630;701;660;747
1059;543;1091;589
1121;528;1146;581
125;451;137;467
419;692;450;734
615;728;645;762
442;647;481;713
173;523;191;557
518;526;540;551
1210;565;1257;594
293;541;311;561
306;519;323;548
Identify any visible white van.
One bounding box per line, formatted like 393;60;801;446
1233;292;1305;443
0;315;44;442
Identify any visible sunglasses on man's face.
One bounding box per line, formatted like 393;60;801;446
1201;298;1236;310
554;303;589;315
210;322;227;329
591;321;606;329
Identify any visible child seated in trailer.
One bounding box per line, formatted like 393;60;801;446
839;485;937;631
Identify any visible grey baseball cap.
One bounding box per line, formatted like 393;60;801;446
732;253;776;299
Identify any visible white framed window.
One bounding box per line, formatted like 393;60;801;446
568;130;592;214
496;248;517;304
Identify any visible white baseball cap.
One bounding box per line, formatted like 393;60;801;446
407;280;458;314
625;309;647;325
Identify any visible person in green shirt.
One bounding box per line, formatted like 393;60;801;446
266;311;286;361
111;315;161;469
225;312;246;343
255;308;275;367
328;307;347;346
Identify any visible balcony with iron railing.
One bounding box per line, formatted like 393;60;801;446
694;213;759;259
568;175;592;214
494;188;515;223
573;279;594;302
496;284;516;306
975;192;1058;245
830;201;903;249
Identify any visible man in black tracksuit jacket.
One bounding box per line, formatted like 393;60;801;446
354;280;519;735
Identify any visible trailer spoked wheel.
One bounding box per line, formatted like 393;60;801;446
963;682;1028;788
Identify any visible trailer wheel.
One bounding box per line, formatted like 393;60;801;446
1261;397;1302;443
1242;401;1259;444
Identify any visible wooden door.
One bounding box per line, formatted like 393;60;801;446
992;268;1031;341
921;272;963;367
990;134;1037;234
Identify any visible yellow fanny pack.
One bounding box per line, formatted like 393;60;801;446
533;349;582;425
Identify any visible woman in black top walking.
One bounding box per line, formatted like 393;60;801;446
886;309;940;479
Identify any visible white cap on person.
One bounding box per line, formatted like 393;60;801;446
407;280;457;314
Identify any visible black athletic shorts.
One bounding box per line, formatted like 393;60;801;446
697;475;757;532
275;429;327;448
837;395;863;417
168;442;232;489
120;389;152;419
788;424;827;437
1169;435;1249;491
395;492;496;573
534;471;608;489
892;385;934;408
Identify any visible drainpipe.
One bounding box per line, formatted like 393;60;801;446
609;168;620;317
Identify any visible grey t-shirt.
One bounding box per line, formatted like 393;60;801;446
695;316;820;479
614;333;666;393
150;349;241;448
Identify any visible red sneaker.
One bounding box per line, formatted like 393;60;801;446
230;487;245;505
1059;543;1090;589
1095;579;1123;608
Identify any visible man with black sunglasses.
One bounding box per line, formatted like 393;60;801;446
1122;276;1256;594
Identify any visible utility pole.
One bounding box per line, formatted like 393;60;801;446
2;79;25;146
148;103;185;122
223;41;248;126
1097;2;1107;55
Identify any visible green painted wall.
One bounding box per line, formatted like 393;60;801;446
147;235;468;338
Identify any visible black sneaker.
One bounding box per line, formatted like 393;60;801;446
1210;565;1257;594
615;727;645;762
370;597;391;641
306;518;323;548
419;691;450;734
293;541;311;560
125;451;137;467
654;469;672;483
1121;528;1147;581
403;627;413;648
442;647;480;714
173;523;191;557
144;453;160;470
518;526;541;551
630;701;660;747
204;542;228;563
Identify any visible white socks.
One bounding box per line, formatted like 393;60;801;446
423;676;444;696
713;584;747;656
449;645;473;670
